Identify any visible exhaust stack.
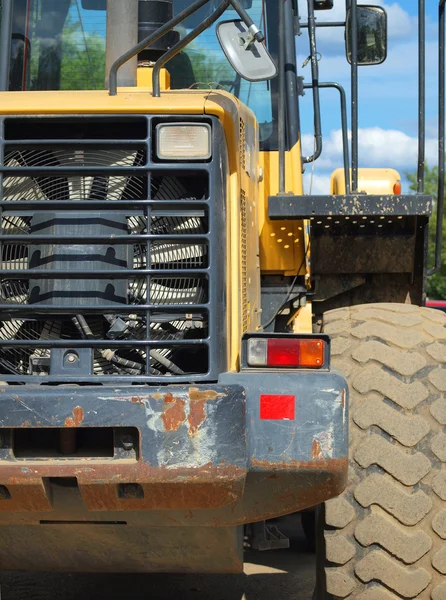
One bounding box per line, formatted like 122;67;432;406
105;0;138;88
105;0;180;88
138;0;180;62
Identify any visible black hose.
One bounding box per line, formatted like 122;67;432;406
150;349;185;375
73;314;95;339
110;353;142;371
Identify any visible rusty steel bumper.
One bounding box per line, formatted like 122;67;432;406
0;370;348;572
0;370;348;522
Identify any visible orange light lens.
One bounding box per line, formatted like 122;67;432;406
299;339;324;368
393;181;402;195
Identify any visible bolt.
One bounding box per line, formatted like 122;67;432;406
66;353;78;364
121;435;134;451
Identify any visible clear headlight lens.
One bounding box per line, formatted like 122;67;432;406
157;124;211;160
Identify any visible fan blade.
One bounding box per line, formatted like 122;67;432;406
89;175;109;200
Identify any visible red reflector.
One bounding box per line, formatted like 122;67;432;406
260;395;295;420
393;181;402;195
267;338;300;367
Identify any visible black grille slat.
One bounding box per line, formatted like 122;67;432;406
0;115;226;383
0;270;209;278
0;235;209;244
0;340;208;348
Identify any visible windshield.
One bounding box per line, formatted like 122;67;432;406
174;1;278;147
2;0;278;149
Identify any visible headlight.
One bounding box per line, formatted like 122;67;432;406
156;123;211;160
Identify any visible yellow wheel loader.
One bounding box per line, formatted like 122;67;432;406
0;1;444;598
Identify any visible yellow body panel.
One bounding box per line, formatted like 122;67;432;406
258;142;307;276
331;167;402;195
136;67;171;90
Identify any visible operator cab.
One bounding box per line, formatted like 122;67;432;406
2;0;280;148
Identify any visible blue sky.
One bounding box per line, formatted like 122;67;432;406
75;1;440;194
297;1;441;193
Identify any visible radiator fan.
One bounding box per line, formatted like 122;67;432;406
0;148;208;377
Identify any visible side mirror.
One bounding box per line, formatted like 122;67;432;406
346;5;387;66
217;20;277;82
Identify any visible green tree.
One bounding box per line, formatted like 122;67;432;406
60;16;105;91
406;165;446;299
185;43;234;90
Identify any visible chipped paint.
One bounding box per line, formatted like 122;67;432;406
311;439;323;460
312;423;334;459
64;406;84;428
189;388;224;402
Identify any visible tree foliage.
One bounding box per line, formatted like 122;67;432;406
406;165;446;299
60;15;105;90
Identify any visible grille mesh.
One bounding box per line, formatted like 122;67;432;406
0;116;222;383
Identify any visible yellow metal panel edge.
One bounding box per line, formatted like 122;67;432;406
0;89;211;115
204;92;245;371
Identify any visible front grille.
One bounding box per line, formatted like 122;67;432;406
240;189;248;333
0;116;227;383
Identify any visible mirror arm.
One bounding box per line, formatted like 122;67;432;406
304;82;351;195
228;0;265;42
350;0;359;192
418;0;426;194
152;0;230;97
303;0;323;164
300;21;345;28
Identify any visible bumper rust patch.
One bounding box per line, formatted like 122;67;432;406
64;406;84;428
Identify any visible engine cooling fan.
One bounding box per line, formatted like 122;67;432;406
0;148;208;377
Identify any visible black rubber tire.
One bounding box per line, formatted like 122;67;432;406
318;304;446;599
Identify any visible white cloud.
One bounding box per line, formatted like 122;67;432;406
303;172;332;195
301;126;438;194
302;126;437;171
380;2;414;40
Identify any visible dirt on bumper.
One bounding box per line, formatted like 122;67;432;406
0;370;348;524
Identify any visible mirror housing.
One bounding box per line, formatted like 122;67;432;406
217;20;277;83
346;5;387;66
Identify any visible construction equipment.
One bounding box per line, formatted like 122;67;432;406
0;1;443;597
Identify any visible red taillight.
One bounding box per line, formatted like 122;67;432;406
247;338;325;368
267;338;300;367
